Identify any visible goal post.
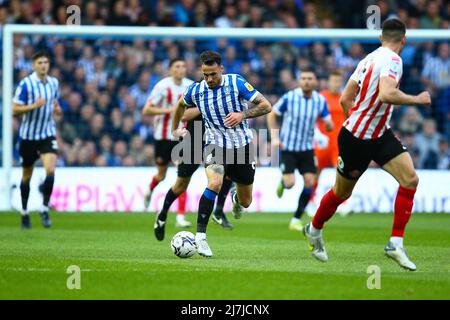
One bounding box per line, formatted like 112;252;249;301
2;24;449;210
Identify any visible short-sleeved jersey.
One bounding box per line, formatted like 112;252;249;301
273;88;330;152
343;46;403;140
13;72;60;140
147;76;194;140
183;74;259;149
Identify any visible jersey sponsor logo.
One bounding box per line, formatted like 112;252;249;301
244;82;254;91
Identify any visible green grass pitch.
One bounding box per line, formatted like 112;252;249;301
0;211;449;299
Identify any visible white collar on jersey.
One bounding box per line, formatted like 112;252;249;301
30;71;49;84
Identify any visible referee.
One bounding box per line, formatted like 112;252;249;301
13;51;62;229
267;68;334;231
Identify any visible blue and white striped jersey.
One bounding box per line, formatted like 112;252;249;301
274;89;331;152
13;72;60;140
183;74;259;149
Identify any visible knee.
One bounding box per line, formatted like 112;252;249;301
22;171;33;182
304;177;316;189
207;180;222;193
172;183;187;195
283;177;295;189
403;172;419;189
157;172;167;180
239;196;252;208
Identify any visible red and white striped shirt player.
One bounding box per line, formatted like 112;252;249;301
302;19;431;271
343;46;403;140
147;76;193;140
141;59;194;228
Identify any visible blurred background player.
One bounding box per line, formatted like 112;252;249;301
153;103;233;241
170;51;272;257
302;19;431;271
142;59;193;228
12;51;62;229
267;69;333;231
310;70;346;214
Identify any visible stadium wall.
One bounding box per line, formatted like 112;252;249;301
1;168;449;213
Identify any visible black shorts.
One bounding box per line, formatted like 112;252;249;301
19;137;58;167
203;143;256;185
177;163;200;178
154;140;178;166
280;150;317;175
337;127;407;180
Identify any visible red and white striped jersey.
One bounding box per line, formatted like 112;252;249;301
147;76;194;140
343;46;403;140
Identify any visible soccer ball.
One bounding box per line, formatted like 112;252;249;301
171;231;197;258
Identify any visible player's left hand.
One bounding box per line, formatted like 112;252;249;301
53;101;63;116
224;112;244;128
172;128;188;141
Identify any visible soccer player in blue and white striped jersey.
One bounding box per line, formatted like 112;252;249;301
268;69;334;231
169;51;272;257
12;51;62;229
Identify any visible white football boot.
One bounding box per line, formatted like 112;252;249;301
144;190;153;210
384;241;417;271
302;223;328;262
231;190;243;219
195;233;213;257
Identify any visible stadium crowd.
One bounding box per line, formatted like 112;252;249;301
0;0;449;169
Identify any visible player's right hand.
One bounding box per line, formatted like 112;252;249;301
172;128;187;141
416;91;431;106
34;98;46;108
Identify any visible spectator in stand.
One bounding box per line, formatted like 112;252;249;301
83;113;106;146
437;138;450;169
107;0;132;26
214;3;237;28
415;119;443;169
419;0;442;29
129;71;152;109
421;42;450;133
398;106;424;135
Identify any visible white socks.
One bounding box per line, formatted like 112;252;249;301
21;209;28;216
291;217;300;224
390;236;404;248
309;223;322;237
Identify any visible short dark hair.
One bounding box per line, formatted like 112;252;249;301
31;50;50;62
382;18;406;42
300;67;316;76
329;69;343;77
169;58;184;68
199;51;222;66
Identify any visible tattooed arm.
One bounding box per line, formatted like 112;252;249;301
224;93;272;128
